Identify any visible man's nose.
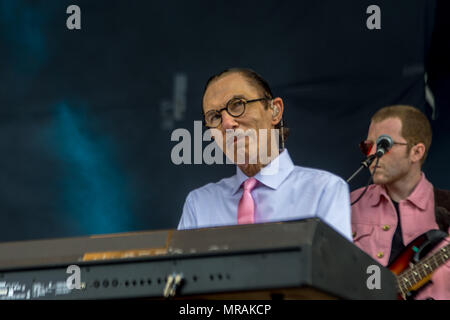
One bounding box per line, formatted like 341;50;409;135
221;111;238;130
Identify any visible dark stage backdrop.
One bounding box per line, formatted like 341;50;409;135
0;0;448;242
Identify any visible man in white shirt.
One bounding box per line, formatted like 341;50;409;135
178;68;352;241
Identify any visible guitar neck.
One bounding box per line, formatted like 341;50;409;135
397;243;450;294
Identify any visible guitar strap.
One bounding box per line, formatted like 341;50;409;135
434;188;450;233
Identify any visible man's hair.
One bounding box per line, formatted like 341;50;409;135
203;68;274;102
371;105;432;164
202;68;289;141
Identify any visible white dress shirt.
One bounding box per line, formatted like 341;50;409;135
178;149;352;241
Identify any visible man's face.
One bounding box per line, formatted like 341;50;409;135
367;117;411;185
203;73;276;165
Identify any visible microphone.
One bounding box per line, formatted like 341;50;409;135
346;134;393;184
375;135;394;157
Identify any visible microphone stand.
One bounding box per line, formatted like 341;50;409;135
346;154;376;183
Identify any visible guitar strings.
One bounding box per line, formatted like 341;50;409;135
397;244;450;292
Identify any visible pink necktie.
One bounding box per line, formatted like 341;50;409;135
237;177;258;224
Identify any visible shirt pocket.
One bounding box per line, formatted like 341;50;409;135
352;224;375;253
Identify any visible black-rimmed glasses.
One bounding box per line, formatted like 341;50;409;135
203;97;268;128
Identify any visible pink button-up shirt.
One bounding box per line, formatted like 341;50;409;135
351;173;450;300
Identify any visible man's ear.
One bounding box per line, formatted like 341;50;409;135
410;143;426;163
271;97;284;126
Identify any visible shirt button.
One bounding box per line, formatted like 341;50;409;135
377;252;384;258
382;225;390;231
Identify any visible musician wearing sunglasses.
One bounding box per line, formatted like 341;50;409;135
351;105;450;300
178;68;352;242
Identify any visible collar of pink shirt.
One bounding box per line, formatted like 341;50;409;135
367;172;432;212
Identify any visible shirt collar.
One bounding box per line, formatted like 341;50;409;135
231;149;295;195
405;172;433;210
369;172;432;210
368;185;389;207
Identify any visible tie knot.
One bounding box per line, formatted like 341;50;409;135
243;177;258;191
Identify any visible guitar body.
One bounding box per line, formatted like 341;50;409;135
388;229;448;300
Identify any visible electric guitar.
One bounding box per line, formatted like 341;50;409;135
388;229;449;300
